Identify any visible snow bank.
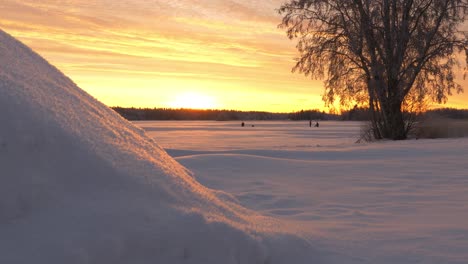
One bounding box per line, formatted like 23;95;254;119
0;29;314;263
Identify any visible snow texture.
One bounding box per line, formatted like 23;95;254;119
0;29;315;264
140;120;468;264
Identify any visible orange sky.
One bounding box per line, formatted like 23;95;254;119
1;0;466;112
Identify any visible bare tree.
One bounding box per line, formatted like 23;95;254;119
279;0;467;139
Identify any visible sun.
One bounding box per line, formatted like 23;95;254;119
168;92;217;109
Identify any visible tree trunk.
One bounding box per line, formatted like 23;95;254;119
369;98;383;140
383;100;407;140
368;76;408;140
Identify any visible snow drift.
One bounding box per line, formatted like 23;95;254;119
0;29;313;263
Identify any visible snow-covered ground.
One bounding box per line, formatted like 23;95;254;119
138;120;468;264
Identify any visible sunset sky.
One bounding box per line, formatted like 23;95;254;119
1;0;466;112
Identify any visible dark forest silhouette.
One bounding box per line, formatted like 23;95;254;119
112;107;468;121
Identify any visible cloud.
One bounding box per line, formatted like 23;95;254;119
6;0;464;111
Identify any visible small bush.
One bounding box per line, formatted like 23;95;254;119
356;122;376;143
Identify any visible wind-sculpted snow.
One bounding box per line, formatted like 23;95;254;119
0;29;318;264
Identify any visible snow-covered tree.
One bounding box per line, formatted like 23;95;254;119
279;0;467;139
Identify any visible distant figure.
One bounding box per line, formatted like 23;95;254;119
309;120;312;127
315;122;319;127
241;122;245;127
251;125;255;127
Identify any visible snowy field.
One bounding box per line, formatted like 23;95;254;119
137;120;468;264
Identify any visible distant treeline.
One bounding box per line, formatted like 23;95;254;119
339;107;468;121
111;107;468;121
340;107;371;121
424;108;468;119
287;109;339;120
112;107;289;121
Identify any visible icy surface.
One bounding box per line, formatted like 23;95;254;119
0;29;317;264
138;120;468;264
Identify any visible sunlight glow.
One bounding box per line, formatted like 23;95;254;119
1;0;466;111
169;92;218;109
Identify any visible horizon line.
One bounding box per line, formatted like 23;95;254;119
110;106;468;114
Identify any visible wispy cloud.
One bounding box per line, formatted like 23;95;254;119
1;0;465;111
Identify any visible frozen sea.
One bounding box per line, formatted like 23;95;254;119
137;120;361;151
136;120;468;264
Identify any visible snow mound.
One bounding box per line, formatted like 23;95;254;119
0;29;315;263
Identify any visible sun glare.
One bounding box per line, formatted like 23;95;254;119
169;92;217;109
